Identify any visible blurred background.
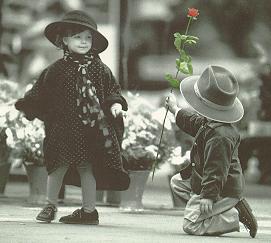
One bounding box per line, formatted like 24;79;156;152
1;0;271;186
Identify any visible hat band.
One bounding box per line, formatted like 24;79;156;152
193;82;234;111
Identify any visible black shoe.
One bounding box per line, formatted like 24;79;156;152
235;199;258;238
59;208;99;225
36;204;57;223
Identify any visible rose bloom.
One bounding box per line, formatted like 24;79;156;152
188;8;199;18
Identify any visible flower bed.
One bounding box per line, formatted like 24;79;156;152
122;92;176;171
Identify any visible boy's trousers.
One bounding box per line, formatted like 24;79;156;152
170;173;240;236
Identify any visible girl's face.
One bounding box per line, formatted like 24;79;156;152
63;29;92;54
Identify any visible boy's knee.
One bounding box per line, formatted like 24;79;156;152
183;219;196;235
182;219;190;233
183;219;205;236
170;174;180;190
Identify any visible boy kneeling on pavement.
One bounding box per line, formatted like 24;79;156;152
166;65;258;238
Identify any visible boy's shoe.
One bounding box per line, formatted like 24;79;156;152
59;208;99;225
36;204;57;223
235;199;258;238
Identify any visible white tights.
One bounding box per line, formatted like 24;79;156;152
46;163;96;213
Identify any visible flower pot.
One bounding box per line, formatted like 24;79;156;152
106;191;121;206
24;163;47;205
120;170;150;211
96;190;104;203
96;190;121;206
0;163;11;196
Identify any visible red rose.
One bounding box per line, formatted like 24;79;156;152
187;8;199;18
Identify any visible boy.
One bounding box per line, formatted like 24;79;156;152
166;65;258;237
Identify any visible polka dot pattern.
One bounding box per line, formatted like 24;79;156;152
17;56;128;181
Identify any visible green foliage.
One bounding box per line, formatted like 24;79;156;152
166;12;199;89
165;74;180;89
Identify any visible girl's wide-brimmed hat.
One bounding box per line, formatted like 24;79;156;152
44;10;108;53
180;65;244;123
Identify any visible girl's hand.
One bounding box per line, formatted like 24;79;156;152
110;103;126;118
165;93;178;114
200;198;213;214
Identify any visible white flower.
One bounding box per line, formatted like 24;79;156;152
170;150;191;165
172;146;182;156
145;145;158;157
7;107;20;121
5;128;16;148
35;143;40;149
151;107;172;130
122;139;130;149
128;132;137;141
16;128;25;139
0;116;6;127
122;93;177;166
21;117;29;125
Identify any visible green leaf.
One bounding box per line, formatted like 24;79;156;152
185;40;197;45
179;49;186;56
173;32;181;38
180;35;187;40
165;74;180;88
173;33;182;51
178;62;191;75
179;50;190;62
174;36;182;51
187;62;193;75
187;55;192;62
175;59;180;69
186;35;199;41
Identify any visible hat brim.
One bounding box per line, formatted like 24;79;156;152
44;21;108;53
180;76;244;123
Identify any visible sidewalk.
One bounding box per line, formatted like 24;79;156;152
1;169;271;243
3;166;174;208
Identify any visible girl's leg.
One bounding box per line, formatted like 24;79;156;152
36;166;68;222
77;163;96;213
47;166;69;206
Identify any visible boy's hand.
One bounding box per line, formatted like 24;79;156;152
200;198;213;214
110;103;126;118
165;93;178;114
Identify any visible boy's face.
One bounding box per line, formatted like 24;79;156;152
63;29;92;54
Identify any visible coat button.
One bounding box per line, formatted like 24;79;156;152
192;163;195;166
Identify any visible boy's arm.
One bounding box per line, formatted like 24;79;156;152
166;93;206;137
200;135;232;201
175;109;206;137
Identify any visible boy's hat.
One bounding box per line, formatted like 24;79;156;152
44;10;108;53
180;65;244;123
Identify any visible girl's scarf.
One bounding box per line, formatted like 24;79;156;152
63;50;113;150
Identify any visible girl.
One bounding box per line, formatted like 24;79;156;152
15;10;130;225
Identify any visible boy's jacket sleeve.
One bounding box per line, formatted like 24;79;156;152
15;69;49;121
175;109;206;137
